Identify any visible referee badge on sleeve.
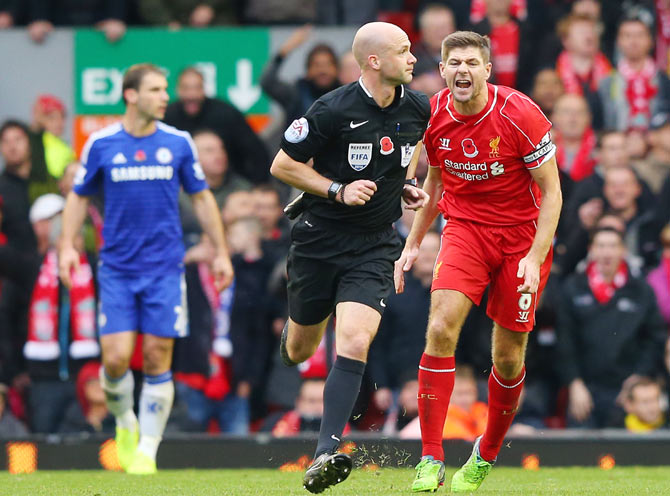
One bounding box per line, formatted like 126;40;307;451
400;143;416;168
348;143;373;171
284;117;309;143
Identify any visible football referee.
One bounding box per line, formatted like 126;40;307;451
270;22;431;493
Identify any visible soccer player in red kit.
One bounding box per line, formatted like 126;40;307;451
395;31;562;493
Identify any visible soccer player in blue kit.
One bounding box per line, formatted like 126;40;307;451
59;64;234;474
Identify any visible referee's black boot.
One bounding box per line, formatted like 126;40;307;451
280;321;299;367
303;452;352;494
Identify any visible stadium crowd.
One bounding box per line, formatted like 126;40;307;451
0;0;669;438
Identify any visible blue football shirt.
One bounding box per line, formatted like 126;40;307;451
74;121;207;273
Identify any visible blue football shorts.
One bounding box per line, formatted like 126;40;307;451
97;263;188;338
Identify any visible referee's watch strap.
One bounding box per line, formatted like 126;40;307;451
327;181;344;202
404;177;418;187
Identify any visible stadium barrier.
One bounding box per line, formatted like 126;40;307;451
2;431;669;473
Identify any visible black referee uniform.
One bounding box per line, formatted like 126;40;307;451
281;79;430;325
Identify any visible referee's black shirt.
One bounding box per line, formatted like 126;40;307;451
281;79;430;232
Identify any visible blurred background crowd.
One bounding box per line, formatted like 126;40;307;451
0;0;669;441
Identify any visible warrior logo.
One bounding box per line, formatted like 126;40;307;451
439;138;452;150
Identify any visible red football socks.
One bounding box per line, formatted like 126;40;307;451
417;353;455;460
479;365;526;462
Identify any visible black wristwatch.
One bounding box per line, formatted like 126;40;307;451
404;177;418;187
327;181;344;202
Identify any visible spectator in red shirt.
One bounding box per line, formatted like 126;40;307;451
551;94;597;182
470;0;535;92
555;14;612;130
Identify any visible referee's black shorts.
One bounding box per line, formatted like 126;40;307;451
286;213;403;326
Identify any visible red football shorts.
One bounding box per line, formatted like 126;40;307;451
431;218;553;332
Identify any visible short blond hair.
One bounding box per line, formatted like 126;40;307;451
441;31;491;63
556;13;596;41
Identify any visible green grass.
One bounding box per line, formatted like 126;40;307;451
1;467;670;495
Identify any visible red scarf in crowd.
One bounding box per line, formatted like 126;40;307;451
553;127;597;181
24;249;99;361
618;58;658;130
470;0;526;23
174;263;232;401
556;50;612;95
656;0;670;73
586;260;629;304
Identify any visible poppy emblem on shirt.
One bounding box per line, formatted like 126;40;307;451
461;138;478;158
380;136;394;155
134;150;146;162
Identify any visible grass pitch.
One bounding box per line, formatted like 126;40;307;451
1;467;670;495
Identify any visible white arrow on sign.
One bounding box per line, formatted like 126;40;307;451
227;59;261;112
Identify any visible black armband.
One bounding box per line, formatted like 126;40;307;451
327;181;344;202
404;177;418;187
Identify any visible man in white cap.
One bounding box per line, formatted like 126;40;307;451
30;193;65;255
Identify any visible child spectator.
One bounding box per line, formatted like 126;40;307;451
622;377;666;432
400;365;487;441
59;361;114;434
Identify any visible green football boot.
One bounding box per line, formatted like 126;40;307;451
126;450;157;475
115;423;138;471
412;457;445;493
451;436;494;493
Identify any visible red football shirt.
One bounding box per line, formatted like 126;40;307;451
424;83;555;226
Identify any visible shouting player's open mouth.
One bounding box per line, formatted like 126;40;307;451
455;80;472;89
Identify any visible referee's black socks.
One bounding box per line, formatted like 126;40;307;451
315;355;366;457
